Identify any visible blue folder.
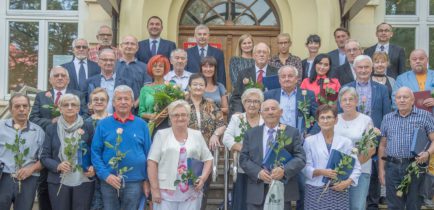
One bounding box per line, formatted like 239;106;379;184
263;75;281;90
322;149;355;184
262;141;293;172
411;128;430;157
78;141;91;172
187;158;203;185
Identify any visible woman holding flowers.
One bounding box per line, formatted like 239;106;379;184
300;53;341;105
334;87;376;210
222;88;264;210
303;104;361;209
40;93;95;210
148;100;213;210
200;56;229;115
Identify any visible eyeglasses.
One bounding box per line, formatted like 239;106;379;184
377;29;391;33
121;42;136;46
53;73;67;78
319;116;335;122
92;97;107;103
74;45;88;49
244;99;261;105
98;33;113;37
171;113;188;119
191;83;205;87
61;103;79;108
345;48;361;53
100;58;116;63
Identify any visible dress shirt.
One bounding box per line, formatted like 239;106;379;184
197;45;209;57
262;124;278;158
339;49;346;66
53;88;67;103
149;38;161;52
73;58;88;81
280;88;297;127
255;65;268;81
356;80;372;115
100;73;116;114
375;43;390;53
350;63;357;80
164;70;192;91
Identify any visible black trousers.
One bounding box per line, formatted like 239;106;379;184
48;181;95;210
38;168;52;210
0;173;39;210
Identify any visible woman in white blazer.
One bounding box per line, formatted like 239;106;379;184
148;100;213;210
222;88;264;210
303;104;361;210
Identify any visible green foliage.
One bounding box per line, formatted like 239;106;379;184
5;127;29;193
297;92;315;129
42;104;60;117
234;115;251;143
318;87;337;106
270;125;292;168
105;131;133;179
396;161;423;197
153;83;185;113
173;169;198;186
354;128;380;156
244;78;264;90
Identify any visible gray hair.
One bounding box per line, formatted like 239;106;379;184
194;24;209;34
113;85;134;102
49;66;69;79
338;86;359;102
170;48;188;60
167;100;191;116
353;55;373;67
97;25;112;34
278;65;298;77
344;39;361;49
253;42;270;55
58;93;80;107
72;38;88;48
98;48;115;57
9;92;30;110
260;99;281;111
241;88;264;105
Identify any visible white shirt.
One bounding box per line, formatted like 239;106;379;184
375;43;389;53
198;45;209;56
53;88;67;103
149;37;161;52
255;64;268;81
164;70;192;91
350;63;357;80
262;124;278;158
73;58;88;81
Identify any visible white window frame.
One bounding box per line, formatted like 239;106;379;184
0;0;78;99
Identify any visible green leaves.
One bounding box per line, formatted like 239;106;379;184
106;132;134;179
354;127;380;156
298;93;315;129
104;141;114;149
396;161;423;197
42;104;60;117
153;83;185;113
331;153;353;184
271;125;293;168
234;115;251;143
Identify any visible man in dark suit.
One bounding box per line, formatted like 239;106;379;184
364;22;406;79
328;28;350;70
331;39;363;86
61;38;100;93
29;66;87;210
186;24;226;86
239;99;306;210
136;16;176;64
230;42;278;114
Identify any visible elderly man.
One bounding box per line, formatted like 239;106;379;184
115;35;152;112
164;48;192;91
136;16;176;64
364;23;406;79
91;85;151;210
239;99;306;210
87;48;120;114
230;42;278;114
61;38;101;93
186;24;226;86
328;27;350;69
331;39;363;86
393;49;434;112
0;93;45;210
269;33;302;81
88;25;122;62
378;87;434;210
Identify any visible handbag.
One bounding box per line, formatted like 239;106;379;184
263;180;285;210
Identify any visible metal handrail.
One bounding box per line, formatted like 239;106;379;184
224;146;229;210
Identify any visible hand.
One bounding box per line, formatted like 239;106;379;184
16;166;34;180
231;143;242;152
367;146;376;158
51;117;58;124
423;98;434;108
57;161;71;174
378;168;386;186
258;169;272;183
331;179;352;192
143;181;150;197
194;176;205;191
105;174;121;190
271;167;285;180
84;166;95;177
416;151;430;164
209;135;221;151
322;169;337;179
151;187;161;204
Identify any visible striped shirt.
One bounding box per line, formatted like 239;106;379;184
381;107;434;158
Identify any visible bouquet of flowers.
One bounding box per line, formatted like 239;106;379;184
297;90;315;129
5;124;29;193
104;128;133;197
243;77;264;90
266;124;293;169
352;127;381;156
396;161;424;197
42;91;60;117
317;78;338;106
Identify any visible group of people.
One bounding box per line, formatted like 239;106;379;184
0;15;434;210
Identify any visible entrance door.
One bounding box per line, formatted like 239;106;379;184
178;0;281;90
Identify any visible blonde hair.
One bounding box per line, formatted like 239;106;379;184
236;34;253;56
89;88;109;104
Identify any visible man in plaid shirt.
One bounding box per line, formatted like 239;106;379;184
88;25;122;62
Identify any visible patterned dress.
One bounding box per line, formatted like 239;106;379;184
229;56;254;91
188;98;225;143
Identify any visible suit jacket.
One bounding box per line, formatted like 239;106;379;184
230;65;278;114
331;62;355;86
186;45;226;86
239;125;306;205
136;38;177;64
328;49;346;70
29;88;88;130
392;70;434;110
301;59;310;80
61;60;101;93
85;74;122;102
364;44;406;79
342;81;391;128
40;121;94;184
264;88;320;135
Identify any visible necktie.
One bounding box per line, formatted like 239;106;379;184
151;40;157;56
54;91;62;105
257;69;264;84
380;45;385;51
78;60;87;91
200;48;205;58
266;128;276;153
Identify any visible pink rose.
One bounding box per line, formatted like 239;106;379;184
324;78;330;84
45;91;52;98
177;165;187;175
243;78;249;85
77;128;85;135
361;96;367;103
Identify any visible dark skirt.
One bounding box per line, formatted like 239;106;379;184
304;184;349;210
231;173;248;210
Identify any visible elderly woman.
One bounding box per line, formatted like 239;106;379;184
371;51;396;97
41;93;95;210
303;104;361;209
334;87;376;210
222;88;264;210
229;33;255;87
148;100;213;210
300;53;341;105
200;56;229;114
187;73;226;209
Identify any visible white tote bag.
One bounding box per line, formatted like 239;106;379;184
263;180;285;210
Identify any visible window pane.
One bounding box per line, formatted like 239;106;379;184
385;0;416;15
429;28;434;69
8;22;39;93
390;27;415;69
47;0;78;10
48;22;78;85
9;0;41;10
430;0;434;16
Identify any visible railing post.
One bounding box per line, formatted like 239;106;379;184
224;147;228;210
